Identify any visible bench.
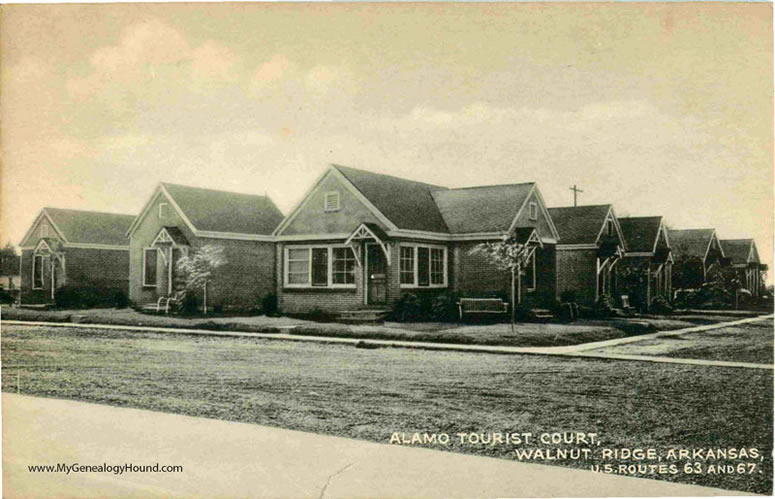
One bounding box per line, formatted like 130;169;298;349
457;298;508;320
156;296;177;314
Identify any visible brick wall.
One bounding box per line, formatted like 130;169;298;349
556;247;598;305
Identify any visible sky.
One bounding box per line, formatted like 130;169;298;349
1;3;772;278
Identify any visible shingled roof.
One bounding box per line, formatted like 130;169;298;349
161;183;284;235
41;208;135;246
547;205;612;245
619;216;665;253
432;183;536;234
720;239;757;265
332;165;449;233
667;229;716;259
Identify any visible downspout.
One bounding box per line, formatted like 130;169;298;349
18;251;22;307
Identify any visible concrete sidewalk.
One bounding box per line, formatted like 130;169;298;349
2;394;742;498
4;314;773;369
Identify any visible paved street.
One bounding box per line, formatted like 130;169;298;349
2;393;741;498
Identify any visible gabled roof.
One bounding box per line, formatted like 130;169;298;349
619;216;665;254
720;239;758;265
128;183;284;239
548;204;614;245
162;183;283;235
667;229;719;260
432;183;535;234
332;165;449;233
22;208;135;247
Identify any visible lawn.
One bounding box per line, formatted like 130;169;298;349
1;305;742;348
589;319;774;365
2;324;771;494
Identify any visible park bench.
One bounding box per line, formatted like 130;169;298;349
457;298;508;321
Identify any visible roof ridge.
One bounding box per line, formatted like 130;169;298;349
445;181;535;192
44;207;135;218
161;182;272;199
330;164;448;190
548;204;611;210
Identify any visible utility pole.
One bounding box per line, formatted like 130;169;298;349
570;185;584;207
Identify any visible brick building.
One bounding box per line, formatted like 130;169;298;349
272;164;559;314
617;216;673;310
719;239;766;297
19;208;135;304
667;228;725;290
548;205;626;306
127;183;283;310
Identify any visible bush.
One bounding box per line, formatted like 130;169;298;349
114;290;128;309
389;292;459;322
178;293;200;316
650;295;673;315
261;292;278;316
560;290;577;304
593;294;615;318
0;288;15;305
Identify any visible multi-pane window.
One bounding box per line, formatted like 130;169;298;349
33;255;44;289
430;248;445;285
287;248;310;285
400;247;414;284
332;247;356;285
143;249;158;287
400;245;447;288
285;246;356;287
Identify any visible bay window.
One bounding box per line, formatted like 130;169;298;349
399;244;447;288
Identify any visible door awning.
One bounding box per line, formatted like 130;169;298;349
152;226;190;248
512;227;543;248
345;222;390;266
34;238;65;265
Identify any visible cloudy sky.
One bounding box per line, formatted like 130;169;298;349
2;3;772;275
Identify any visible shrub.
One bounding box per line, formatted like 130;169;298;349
178;293;200;316
261;292;278;316
114;290;128;309
650;295;673;315
593;294;615;318
0;288;15;305
390;292;459;322
55;286;126;309
560;290;577;304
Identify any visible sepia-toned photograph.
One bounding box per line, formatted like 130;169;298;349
0;2;772;497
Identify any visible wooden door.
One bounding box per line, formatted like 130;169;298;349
366;244;387;305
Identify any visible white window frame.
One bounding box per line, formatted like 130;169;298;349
142;248;158;288
399;246;415;285
331;246;357;285
399;243;448;289
525;250;536;291
528;202;538;221
159;203;169;220
323;192;341;212
32;254;45;289
283;244;356;289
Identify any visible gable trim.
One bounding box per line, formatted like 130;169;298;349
703;230;722;263
593;207;627;250
653;220;670;253
507;184;561;241
20;209;69;247
273;166;399;237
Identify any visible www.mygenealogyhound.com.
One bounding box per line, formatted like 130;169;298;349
27;463;184;475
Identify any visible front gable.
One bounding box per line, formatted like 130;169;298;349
508;187;559;243
749;241;760;264
20;210;66;248
129;188;195;248
595;208;626;250
278;170;386;237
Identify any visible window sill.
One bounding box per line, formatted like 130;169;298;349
283;286;357;293
400;284;448;289
142;284;158;289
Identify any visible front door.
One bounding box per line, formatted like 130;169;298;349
366;244;387;305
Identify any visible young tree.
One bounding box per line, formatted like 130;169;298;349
175;245;226;314
470;234;534;331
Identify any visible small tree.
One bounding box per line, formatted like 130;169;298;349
176;245;226;314
470;234;533;331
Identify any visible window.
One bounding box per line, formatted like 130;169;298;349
143;248;158;287
32;255;44;289
525;251;536;291
324;192;340;212
400;247;415;284
159;203;168;219
528;202;538;221
399;244;447;288
287;248;310;285
606;219;614;237
332;247;356;285
311;248;328;286
284;246;356;288
430;248;445;285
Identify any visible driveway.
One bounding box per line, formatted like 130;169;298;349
2;394;739;498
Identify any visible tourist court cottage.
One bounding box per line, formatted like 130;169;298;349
617;216;673;308
720;239;766;297
127;182;283;310
548;204;626;306
19;208;135;304
272;165;560;313
668;228;725;289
